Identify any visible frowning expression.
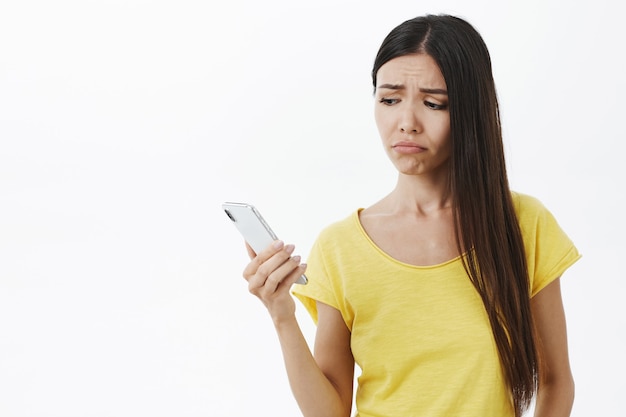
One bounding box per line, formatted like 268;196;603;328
374;53;451;178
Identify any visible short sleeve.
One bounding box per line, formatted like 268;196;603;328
291;233;341;325
514;193;581;296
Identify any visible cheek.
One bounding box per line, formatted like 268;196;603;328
436;117;451;145
374;107;391;137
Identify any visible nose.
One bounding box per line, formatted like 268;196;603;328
399;105;422;134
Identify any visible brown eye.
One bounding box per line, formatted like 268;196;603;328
379;98;399;105
424;101;447;110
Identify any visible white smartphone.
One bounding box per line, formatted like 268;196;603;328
222;202;308;285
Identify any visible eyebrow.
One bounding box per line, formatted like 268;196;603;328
377;83;448;95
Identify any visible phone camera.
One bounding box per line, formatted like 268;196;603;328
224;209;236;222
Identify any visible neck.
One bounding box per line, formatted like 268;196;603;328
387;172;452;215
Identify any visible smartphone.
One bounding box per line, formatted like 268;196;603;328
222;202;308;285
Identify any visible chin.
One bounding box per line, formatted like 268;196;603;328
390;160;424;175
396;166;425;176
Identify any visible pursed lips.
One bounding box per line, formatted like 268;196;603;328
392;141;427;154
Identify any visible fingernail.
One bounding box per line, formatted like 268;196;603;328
291;255;301;263
300;263;307;271
285;244;295;254
273;240;284;249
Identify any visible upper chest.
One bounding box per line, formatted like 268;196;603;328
358;210;460;266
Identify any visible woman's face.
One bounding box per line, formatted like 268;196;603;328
374;53;451;178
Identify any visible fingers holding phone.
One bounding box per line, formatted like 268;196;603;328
242;239;307;319
224;202;308;319
244;240;306;292
223;202;308;285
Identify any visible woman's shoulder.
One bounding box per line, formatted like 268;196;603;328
316;209;362;240
319;196;396;242
510;191;562;234
307;209;365;259
511;191;548;217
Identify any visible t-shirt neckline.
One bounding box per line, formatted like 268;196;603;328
352;208;465;270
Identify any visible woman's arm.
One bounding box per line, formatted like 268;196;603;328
274;302;354;417
531;278;575;417
243;242;354;417
312;301;355;413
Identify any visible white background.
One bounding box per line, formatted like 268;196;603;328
1;0;624;416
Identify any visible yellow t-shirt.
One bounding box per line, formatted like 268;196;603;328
292;192;580;417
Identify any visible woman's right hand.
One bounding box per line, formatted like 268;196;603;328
242;240;307;324
243;242;353;417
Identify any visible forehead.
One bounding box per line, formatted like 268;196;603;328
376;53;446;88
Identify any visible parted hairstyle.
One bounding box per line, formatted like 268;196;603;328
372;15;538;416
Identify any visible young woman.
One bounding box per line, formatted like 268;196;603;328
242;14;580;417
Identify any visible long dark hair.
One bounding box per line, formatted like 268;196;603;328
372;15;537;416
